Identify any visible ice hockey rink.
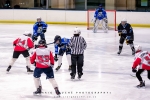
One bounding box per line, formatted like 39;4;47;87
0;24;150;100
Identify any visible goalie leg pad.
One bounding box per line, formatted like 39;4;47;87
101;19;108;33
93;19;100;33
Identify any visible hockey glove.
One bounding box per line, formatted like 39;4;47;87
118;30;122;36
132;68;137;73
126;36;131;45
42;28;47;33
66;45;70;51
50;64;54;68
34;45;39;49
118;32;122;36
54;54;58;61
33;36;38;41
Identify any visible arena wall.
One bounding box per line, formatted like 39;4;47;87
0;9;149;27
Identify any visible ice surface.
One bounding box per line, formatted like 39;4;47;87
0;24;150;100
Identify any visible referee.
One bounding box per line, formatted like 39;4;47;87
68;27;87;79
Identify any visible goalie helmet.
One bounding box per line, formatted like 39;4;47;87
98;4;102;11
99;4;102;7
54;35;61;43
135;45;142;53
73;27;81;35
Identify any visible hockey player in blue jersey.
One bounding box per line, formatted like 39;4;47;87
93;5;108;33
32;17;48;42
54;35;71;71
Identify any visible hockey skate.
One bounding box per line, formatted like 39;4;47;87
6;66;11;72
33;86;42;95
55;66;61;71
136;81;145;88
70;73;75;80
68;65;71;71
78;73;83;80
26;66;33;73
132;51;135;55
54;87;61;96
117;50;122;55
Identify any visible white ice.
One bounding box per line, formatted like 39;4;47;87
0;24;150;100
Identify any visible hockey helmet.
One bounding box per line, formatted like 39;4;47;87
37;17;41;22
99;4;102;7
38;39;46;45
121;18;127;26
73;27;81;35
54;35;61;43
135;45;142;53
23;31;32;37
121;18;127;22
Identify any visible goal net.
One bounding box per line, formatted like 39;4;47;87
87;10;116;31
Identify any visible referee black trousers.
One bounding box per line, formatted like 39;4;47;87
71;54;84;76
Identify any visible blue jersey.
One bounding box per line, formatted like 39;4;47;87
55;38;70;54
94;8;107;20
33;21;48;36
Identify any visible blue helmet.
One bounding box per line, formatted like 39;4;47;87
98;4;102;11
99;4;102;7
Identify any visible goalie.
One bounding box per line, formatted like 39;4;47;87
93;5;108;33
32;17;48;42
117;18;135;55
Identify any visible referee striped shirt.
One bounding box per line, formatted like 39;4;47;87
68;36;87;55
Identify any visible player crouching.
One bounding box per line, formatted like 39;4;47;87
132;45;150;88
54;35;71;71
6;31;34;73
93;5;108;33
30;40;60;95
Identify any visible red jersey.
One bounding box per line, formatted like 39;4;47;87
30;47;54;68
13;35;34;51
132;51;150;70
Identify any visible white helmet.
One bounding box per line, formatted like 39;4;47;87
23;31;32;37
135;45;142;52
121;18;127;22
37;17;41;20
73;27;81;35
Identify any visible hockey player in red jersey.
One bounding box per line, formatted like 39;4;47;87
6;31;34;73
30;39;60;95
132;45;150;88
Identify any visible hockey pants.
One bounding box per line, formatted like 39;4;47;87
136;69;150;82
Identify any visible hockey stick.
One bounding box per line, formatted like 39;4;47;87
130;74;136;77
46;42;54;45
